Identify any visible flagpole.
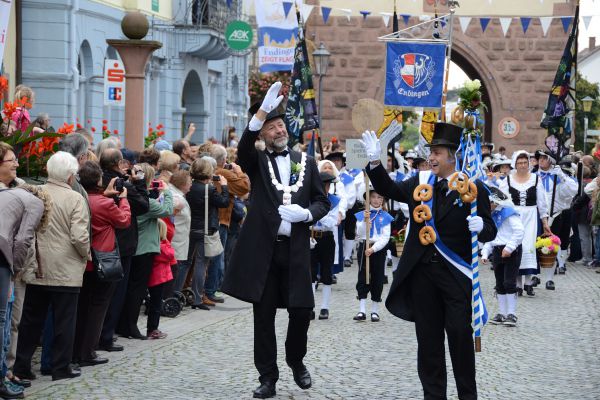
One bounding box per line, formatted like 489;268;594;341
364;172;371;284
440;2;458;123
571;0;580;152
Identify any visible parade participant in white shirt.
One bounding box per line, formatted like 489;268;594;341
353;188;393;322
482;187;524;327
310;172;341;320
537;151;577;285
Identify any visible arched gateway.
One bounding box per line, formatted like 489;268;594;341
307;1;576;152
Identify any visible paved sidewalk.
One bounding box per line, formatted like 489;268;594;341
26;261;600;399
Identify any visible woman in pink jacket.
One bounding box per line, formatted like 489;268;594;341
73;161;131;366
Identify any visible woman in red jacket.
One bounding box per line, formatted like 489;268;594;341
73;161;131;366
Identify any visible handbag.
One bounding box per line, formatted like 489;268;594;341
92;238;124;282
204;184;223;257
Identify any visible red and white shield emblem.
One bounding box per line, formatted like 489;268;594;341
400;53;432;88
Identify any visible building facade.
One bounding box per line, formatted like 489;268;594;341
21;0;250;146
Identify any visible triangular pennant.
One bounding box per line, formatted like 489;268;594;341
321;6;332;24
226;0;232;8
561;17;572;33
583;16;593;31
339;8;352;22
540;16;553;36
401;14;411;25
419;15;432;22
360;11;371;20
459;17;472;33
282;1;293;19
520;17;532;34
480;17;491;32
300;4;314;22
380;12;392;28
499;17;512;37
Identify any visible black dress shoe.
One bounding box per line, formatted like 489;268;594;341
353;312;366;321
288;363;311;389
13;370;36;380
191;304;210;310
130;331;148;340
546;280;555;290
253;381;276;399
79;357;109;367
383;275;389;284
318;309;329;320
52;367;81;381
524;285;535;297
98;343;124;352
310;310;315;320
0;384;24;399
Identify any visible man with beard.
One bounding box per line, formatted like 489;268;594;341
222;82;329;399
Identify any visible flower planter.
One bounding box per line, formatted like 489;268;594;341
395;241;404;257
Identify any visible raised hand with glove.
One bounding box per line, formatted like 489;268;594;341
466;215;483;234
360;130;382;162
278;204;313;223
551;165;566;180
248;81;285;131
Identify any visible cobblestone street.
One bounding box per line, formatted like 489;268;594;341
26;260;600;399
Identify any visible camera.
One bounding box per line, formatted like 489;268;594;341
114;178;125;193
152;181;160;189
212;176;221;182
224;164;232;170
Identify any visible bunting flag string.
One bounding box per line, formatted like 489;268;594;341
480;17;491;32
459;16;472;33
401;14;411;25
583;15;592;31
380;12;392;28
339;8;352;22
226;0;232;9
499;17;512;36
321;6;332;24
520;17;532;34
300;4;314;22
360;11;371;20
282;1;293;19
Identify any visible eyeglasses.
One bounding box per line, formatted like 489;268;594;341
0;158;18;164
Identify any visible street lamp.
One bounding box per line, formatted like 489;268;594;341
312;42;331;132
582;96;595;153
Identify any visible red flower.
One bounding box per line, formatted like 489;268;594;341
158;131;165;136
0;76;8;99
87;119;91;124
102;125;108;131
91;127;96;132
2;101;18;121
156;124;163;129
148;127;153;133
102;119;108;124
76;123;82;129
113;129;119;134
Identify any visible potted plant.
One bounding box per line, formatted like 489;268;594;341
535;235;561;268
391;228;406;257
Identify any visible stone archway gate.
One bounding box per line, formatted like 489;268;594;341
306;1;576;153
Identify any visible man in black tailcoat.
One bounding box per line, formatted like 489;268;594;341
221;82;330;399
361;123;497;400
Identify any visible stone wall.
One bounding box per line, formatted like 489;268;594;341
306;1;575;153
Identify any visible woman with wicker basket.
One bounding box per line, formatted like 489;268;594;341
498;151;551;297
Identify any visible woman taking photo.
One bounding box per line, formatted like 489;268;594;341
73;161;131;366
499;150;551;297
186;158;229;310
119;163;173;340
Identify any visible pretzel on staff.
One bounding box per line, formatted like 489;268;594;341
413;204;433;223
419;226;436;245
460;181;478;203
448;172;470;194
413;184;433;202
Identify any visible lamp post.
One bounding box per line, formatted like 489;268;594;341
582;96;595;153
312;42;331;132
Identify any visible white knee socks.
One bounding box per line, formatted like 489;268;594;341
321;285;331;310
343;239;355;261
497;294;507;315
558;249;567;268
390;256;400;272
359;299;366;314
523;274;533;286
506;293;517;316
371;301;379;314
312;282;316;295
543;266;555;283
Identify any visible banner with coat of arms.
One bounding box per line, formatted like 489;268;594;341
384;42;446;110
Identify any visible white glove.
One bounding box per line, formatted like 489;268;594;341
466;215;484;234
309;237;317;249
260;82;284;113
360;130;381;162
279;204;310;223
551;165;566;179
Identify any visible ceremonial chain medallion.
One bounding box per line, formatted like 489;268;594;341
267;152;307;205
412;184;436;245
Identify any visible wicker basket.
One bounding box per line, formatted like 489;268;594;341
395;241;404;257
538;251;558;268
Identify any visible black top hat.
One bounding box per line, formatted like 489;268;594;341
319;172;336;184
325;151;345;162
412;157;427;170
248;101;286;124
425;122;462;149
482;142;495;151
